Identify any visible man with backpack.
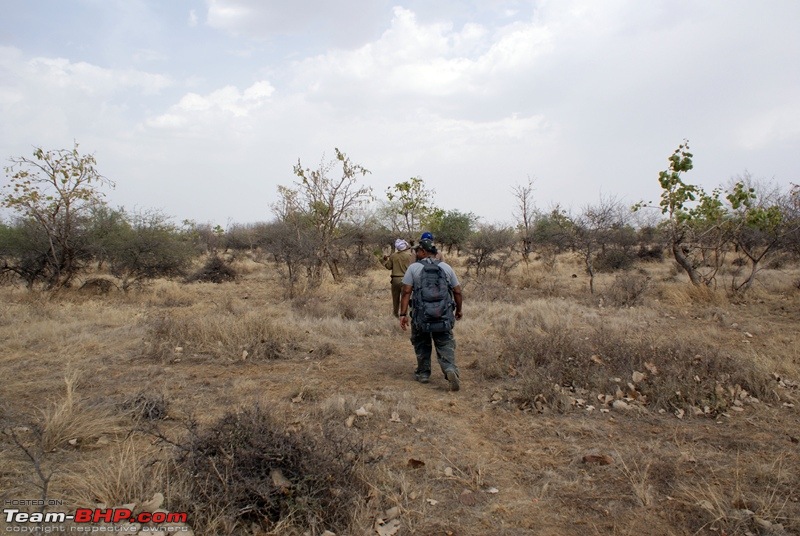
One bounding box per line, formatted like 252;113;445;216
420;231;444;261
398;238;463;391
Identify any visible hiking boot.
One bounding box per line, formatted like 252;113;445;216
415;373;430;384
445;369;460;392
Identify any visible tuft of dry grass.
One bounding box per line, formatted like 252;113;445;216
58;436;169;508
40;371;125;452
676;452;799;535
144;309;305;361
658;280;729;307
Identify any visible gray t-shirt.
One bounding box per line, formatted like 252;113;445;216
401;258;460;288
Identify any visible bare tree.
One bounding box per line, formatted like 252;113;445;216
573;195;629;294
511;177;536;263
272;149;372;283
465;224;518;277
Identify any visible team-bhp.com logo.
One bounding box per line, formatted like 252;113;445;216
4;505;189;532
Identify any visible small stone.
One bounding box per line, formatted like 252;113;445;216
582;454;614;465
612;400;630;411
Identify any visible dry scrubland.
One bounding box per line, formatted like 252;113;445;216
1;252;799;536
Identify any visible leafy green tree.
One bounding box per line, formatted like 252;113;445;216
0;218;52;288
651;141;705;285
85;205;129;269
385;176;436;236
95;209;194;290
725;177;798;292
1;143;113;289
781;183;800;257
531;206;575;268
635;141;730;286
225;222;269;252
429;209;477;254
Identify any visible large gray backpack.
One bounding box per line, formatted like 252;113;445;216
411;260;456;333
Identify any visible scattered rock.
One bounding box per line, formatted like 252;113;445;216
271;468;292;491
384;507;400;521
582;454;614;465
138;492;164;513
612;400;630;411
375;517;400;536
459;489;485;506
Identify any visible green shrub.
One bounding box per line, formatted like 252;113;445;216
594;249;636;272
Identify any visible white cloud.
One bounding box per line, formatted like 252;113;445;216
2;1;799;226
289;7;550;108
146;80;275;128
0;47;174;154
25;56;172;96
207;0;252;32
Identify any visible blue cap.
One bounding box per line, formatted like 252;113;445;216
421;232;433;241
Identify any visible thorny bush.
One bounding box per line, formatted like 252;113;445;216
172;405;369;536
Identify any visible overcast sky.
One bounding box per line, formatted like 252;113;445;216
1;0;798;227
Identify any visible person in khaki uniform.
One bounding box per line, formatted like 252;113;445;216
383;239;414;317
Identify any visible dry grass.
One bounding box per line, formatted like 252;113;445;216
57;436;169;508
1;254;799;535
39;370;126;452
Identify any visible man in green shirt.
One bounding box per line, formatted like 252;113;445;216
383;238;414;317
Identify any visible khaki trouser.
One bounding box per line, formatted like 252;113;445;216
390;277;403;317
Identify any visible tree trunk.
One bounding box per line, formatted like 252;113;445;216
672;242;702;286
